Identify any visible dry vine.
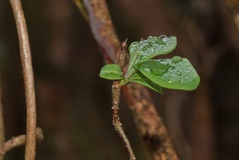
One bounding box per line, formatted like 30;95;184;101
9;0;39;159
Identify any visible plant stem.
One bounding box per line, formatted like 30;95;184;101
111;42;135;159
73;0;89;22
3;128;43;153
9;0;37;160
112;81;136;160
0;74;4;160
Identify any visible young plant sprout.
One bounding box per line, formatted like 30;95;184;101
99;35;200;160
100;36;200;92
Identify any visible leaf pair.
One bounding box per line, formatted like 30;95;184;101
99;36;200;93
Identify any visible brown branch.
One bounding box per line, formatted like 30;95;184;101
0;74;4;160
9;0;37;160
3;128;43;153
123;84;178;160
83;0;121;63
82;0;179;159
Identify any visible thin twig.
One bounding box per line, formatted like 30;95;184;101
9;0;37;160
0;74;4;160
111;43;135;160
73;0;89;22
81;0;179;159
112;81;136;160
3;128;43;153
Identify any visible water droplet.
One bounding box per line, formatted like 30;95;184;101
141;61;169;76
130;42;139;47
152;63;169;76
150;48;155;53
155;38;166;45
148;36;157;43
168;80;172;83
172;56;182;63
159;35;167;39
176;71;182;76
142;44;151;51
144;67;151;72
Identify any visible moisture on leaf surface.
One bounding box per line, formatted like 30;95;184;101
128;36;177;64
99;64;124;80
134;56;200;90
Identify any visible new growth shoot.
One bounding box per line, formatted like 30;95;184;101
100;35;200;92
99;35;200;160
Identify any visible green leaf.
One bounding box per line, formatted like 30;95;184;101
126;36;177;79
128;36;177;64
134;56;200;90
129;72;163;94
99;64;124;80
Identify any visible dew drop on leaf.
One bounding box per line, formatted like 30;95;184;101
144;67;151;72
142;44;152;51
135;60;169;76
176;71;182;76
172;56;183;63
130;41;139;47
148;36;158;42
128;35;177;63
155;38;165;45
159;35;167;39
134;58;200;91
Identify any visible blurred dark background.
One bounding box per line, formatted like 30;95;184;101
1;0;239;160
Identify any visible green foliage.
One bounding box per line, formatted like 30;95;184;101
99;35;200;93
134;58;200;90
128;36;176;64
99;64;124;80
129;73;163;93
